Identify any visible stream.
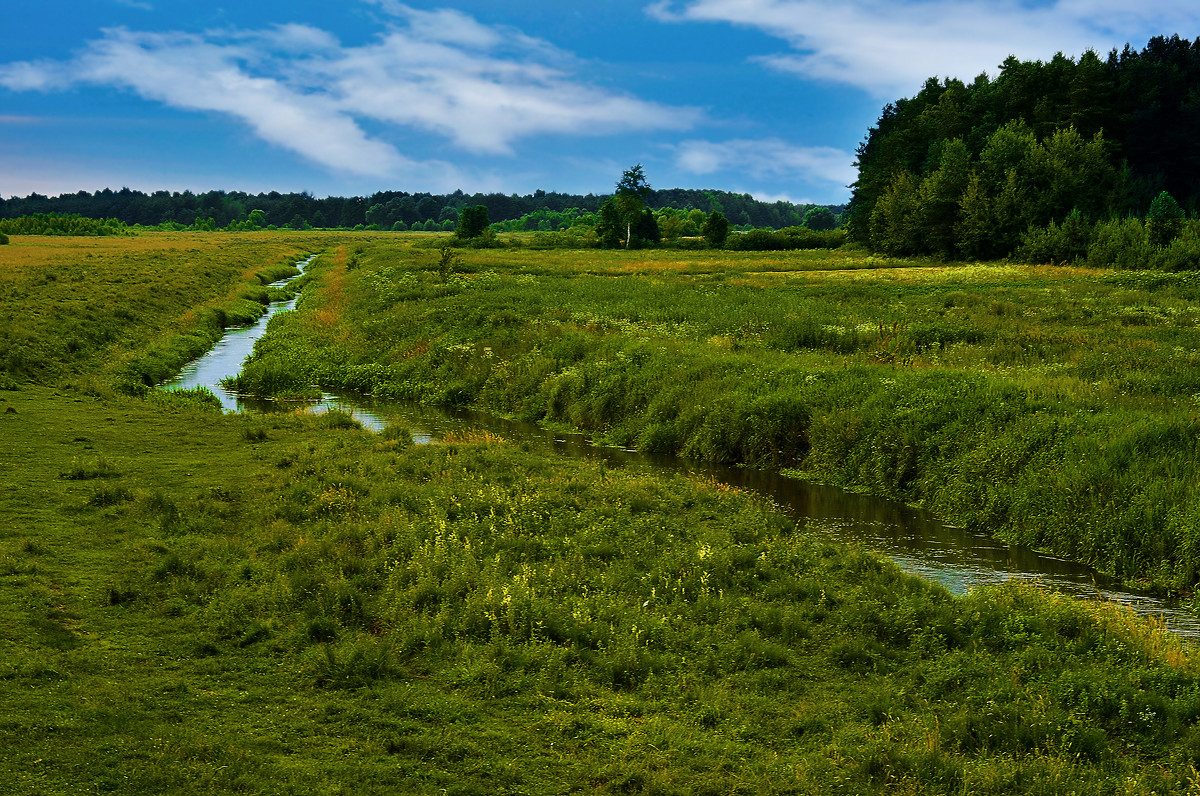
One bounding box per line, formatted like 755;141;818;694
163;256;1200;637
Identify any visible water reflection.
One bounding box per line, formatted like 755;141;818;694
160;257;1200;637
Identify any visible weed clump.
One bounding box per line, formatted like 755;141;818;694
61;455;120;480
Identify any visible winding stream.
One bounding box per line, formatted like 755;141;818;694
163;257;1200;636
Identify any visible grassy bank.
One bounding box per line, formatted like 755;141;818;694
0;230;373;394
229;238;1200;592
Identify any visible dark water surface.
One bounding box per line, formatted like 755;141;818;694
162;258;1200;636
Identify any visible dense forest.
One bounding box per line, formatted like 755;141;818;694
849;34;1200;267
0;185;836;234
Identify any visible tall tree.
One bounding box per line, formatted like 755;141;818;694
613;164;652;248
701;211;730;248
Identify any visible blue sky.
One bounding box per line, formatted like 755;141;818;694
3;1;1200;205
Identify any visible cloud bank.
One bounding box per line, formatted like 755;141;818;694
648;0;1200;98
0;3;699;183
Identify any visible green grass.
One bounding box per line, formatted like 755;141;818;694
0;230;381;393
4;385;1200;794
6;233;1200;793
227;239;1200;591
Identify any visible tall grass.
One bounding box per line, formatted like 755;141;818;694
6;383;1200;793
231;239;1200;591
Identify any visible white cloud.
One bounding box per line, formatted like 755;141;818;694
675;138;856;188
648;0;1200;98
0;8;699;178
323;27;699;155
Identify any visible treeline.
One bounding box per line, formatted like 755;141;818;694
0;185;839;233
849;34;1200;266
0;213;130;237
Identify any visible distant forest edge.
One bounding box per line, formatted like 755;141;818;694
0;186;842;236
849;34;1200;269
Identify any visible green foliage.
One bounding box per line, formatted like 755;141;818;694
615;163;651;200
437;244;461;283
701;210;730;248
1015;208;1092;264
803;205;839;231
723;226;846;251
593;200;625;248
851;36;1200;264
867;122;1116;260
0;232;9;245
455;205;491;238
0;213;129;236
1148;191;1186;247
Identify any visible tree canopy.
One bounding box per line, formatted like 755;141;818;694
847;35;1200;262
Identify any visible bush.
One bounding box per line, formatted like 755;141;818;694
0;232;9;245
1087;218;1152;268
0;213;129;236
1015;210;1091;264
723;227;847;251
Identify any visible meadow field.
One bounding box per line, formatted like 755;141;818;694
235;236;1200;593
6;231;1200;794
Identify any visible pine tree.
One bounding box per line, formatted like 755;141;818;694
1146;190;1185;246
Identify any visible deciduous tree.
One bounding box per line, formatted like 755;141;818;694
456;205;490;238
702;211;730;248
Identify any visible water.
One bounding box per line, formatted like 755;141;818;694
162;255;316;411
160;258;1200;636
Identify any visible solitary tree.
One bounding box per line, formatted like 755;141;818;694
612;164;653;248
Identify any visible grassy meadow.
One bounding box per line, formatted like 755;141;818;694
6;230;1200;793
234;237;1200;593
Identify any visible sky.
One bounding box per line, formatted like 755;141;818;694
3;1;1200;205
